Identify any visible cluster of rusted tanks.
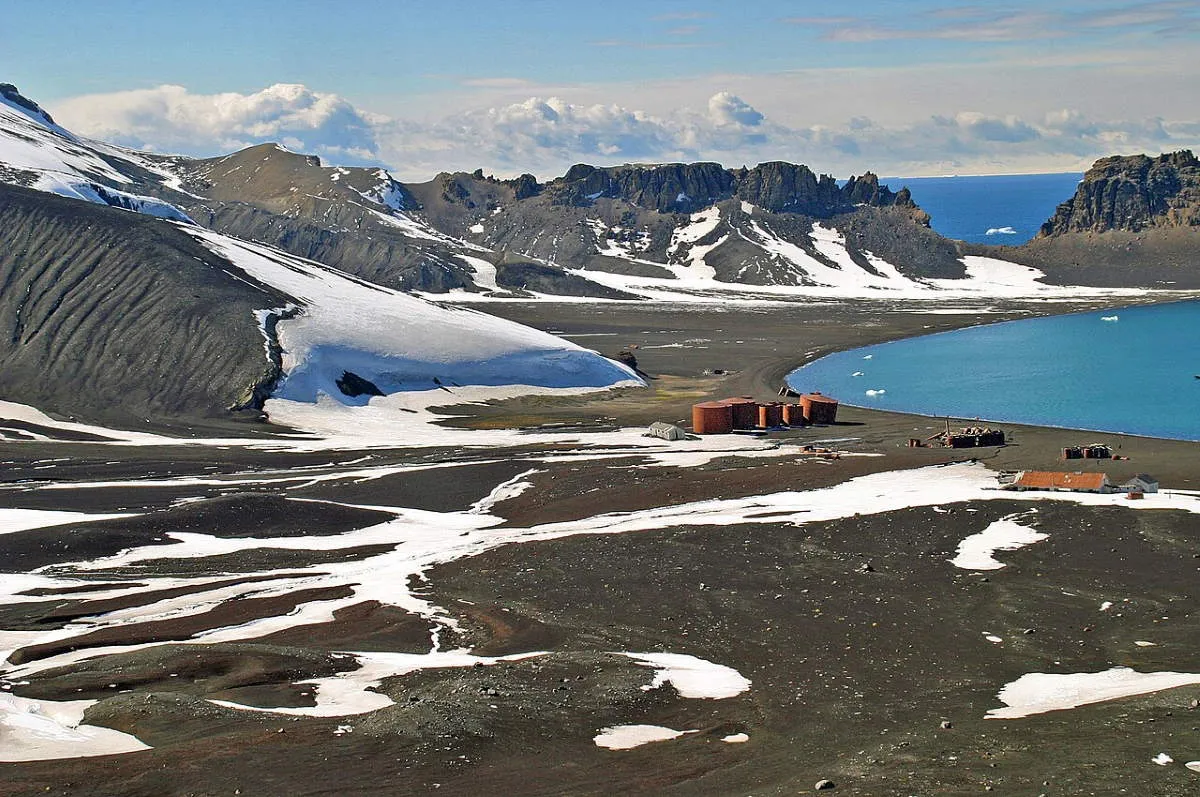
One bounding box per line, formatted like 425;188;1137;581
1062;443;1112;459
692;393;839;434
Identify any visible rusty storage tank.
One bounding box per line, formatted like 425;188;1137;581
801;392;839;424
692;401;733;434
782;403;806;426
721;397;760;430
758;402;784;428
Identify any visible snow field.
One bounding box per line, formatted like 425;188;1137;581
5;461;1200;763
187;227;642;405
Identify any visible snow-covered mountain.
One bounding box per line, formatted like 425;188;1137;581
0;84;192;223
3;82;1161;301
0;83;644;433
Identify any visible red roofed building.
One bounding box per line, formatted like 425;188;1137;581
1007;471;1115;493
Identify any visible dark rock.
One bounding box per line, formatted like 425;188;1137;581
335;371;385;398
1039;150;1200;236
0;83;58;126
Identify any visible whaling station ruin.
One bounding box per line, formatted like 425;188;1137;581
691;393;839;434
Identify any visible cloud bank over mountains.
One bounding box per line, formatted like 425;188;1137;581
53;82;1200;180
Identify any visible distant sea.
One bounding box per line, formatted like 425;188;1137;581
883;172;1084;245
786;301;1200;442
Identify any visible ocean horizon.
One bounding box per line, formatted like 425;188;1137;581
882;172;1084;245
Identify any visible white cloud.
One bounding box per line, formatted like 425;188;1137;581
707;91;764;127
53;83;383;164
48;82;1200;181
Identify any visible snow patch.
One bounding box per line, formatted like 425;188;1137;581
0;693;149;762
33;174;193;222
593;725;695;750
619;651;750;699
987;667;1200;719
949;513;1047;570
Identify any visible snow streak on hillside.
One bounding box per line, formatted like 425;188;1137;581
541;202;1149;303
187;227;642;407
0;90;192;222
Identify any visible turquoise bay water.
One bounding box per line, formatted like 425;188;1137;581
885;172;1083;245
786;301;1200;441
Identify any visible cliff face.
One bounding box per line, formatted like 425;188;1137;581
537;161;917;216
1039;150;1200;236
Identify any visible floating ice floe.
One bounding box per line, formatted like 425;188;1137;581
987;667;1200;719
1101;315;1119;322
949;513;1047;570
985;226;1017;236
865;389;886;397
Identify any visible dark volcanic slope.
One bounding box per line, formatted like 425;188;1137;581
0;183;293;433
997;150;1200;288
177;144;479;293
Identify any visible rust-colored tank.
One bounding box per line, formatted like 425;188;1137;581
801;392;839;424
782;403;805;426
720;397;760;430
692;401;733;434
758;403;784;428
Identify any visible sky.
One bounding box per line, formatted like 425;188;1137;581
4;0;1199;180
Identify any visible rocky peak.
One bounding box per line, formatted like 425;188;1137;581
1039;149;1200;236
0;83;58;128
547;162;734;211
538;160;912;217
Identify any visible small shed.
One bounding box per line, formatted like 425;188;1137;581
648;421;688;441
1122;474;1159;494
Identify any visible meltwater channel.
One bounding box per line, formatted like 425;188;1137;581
786;301;1200;441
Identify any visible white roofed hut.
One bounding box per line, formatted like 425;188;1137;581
1121;474;1159;494
648;421;688;441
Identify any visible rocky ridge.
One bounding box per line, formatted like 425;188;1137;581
1039;150;1200;236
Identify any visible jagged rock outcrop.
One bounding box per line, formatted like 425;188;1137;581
1039;150;1200;236
0;183;293;433
992;150;1200;289
529;161;916;216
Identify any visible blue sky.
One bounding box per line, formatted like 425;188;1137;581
5;0;1199;178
